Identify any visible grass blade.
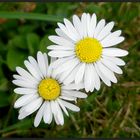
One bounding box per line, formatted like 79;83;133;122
0;11;63;22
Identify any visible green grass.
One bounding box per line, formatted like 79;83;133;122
0;2;140;138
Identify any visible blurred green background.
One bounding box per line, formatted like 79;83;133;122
0;2;140;138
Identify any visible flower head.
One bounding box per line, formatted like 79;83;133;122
13;51;87;127
48;13;128;92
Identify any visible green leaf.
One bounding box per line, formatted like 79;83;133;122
7;48;28;71
26;33;40;55
18;25;37;34
0;78;8;91
9;35;27;49
0;119;32;133
0;11;63;22
0;91;9;107
39;35;52;53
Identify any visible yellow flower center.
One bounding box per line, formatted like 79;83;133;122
75;37;102;63
38;78;60;100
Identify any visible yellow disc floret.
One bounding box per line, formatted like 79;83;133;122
75;37;102;63
38;78;60;100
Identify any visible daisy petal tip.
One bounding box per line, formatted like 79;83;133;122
95;87;100;91
48;35;53;40
125;50;129;56
57;22;62;27
84;94;88;98
63;18;67;22
77;107;80;112
14;103;18;109
18;114;23;120
48;51;53;57
12;80;15;84
85;88;90;93
13;89;17;93
89;89;93;92
122;50;128;56
16;66;20;71
37;51;42;55
34;122;39;128
60;121;64;126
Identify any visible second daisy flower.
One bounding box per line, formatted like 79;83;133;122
48;13;128;92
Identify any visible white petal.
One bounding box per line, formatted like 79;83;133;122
97;21;115;40
57;22;76;42
50;57;56;63
57;99;69;116
55;28;73;42
84;64;93;92
24;60;41;80
18;110;29;120
14;88;37;95
58;65;75;82
94;63;111;86
64;18;80;42
54;114;60;125
110;30;122;37
75;63;86;84
24;97;43;113
13;74;23;80
60;99;80;112
101;30;122;47
14;94;38;108
88;13;97;37
63;63;80;85
62;90;87;98
81;13;87;37
50;100;57;115
86;13;91;37
16;67;38;82
43;101;53;124
60;95;76;101
103;48;128;57
13;74;38;85
101;36;125;48
28;56;44;79
57;23;70;40
97;61;117;83
37;51;47;77
47;45;74;51
106;30;122;39
45;58;56;78
48;35;74;47
55;101;64;125
87;64;96;92
91;64;101;91
54;58;79;75
102;55;125;66
62;83;84;90
94;19;105;38
18;97;43;119
48;50;74;58
72;15;83;39
101;58;123;74
43;53;49;69
50;56;74;69
34;101;46;127
12;80;36;88
46;58;56;78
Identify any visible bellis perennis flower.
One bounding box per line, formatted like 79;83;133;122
12;51;87;127
48;13;128;92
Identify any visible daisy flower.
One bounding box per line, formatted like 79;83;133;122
12;51;87;127
48;13;128;92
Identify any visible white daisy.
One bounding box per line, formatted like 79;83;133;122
48;13;128;92
12;51;87;127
